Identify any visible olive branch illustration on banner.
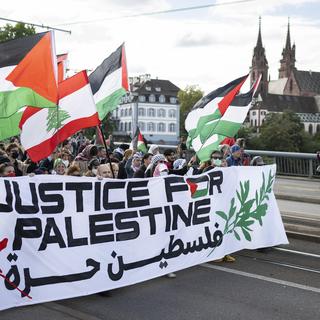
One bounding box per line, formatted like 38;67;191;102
208;170;274;257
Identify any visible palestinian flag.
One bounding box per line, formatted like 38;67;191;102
186;176;209;199
130;127;147;153
19;71;100;162
185;74;260;162
0;31;58;119
89;44;128;120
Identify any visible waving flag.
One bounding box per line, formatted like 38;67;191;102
130;127;147;153
20;71;100;162
89;44;128;120
185;74;260;162
0;31;58;119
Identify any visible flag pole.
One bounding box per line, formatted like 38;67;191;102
97;125;115;178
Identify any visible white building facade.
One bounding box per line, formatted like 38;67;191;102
112;75;180;144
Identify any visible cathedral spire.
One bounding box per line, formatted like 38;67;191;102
285;17;291;50
251;16;268;98
279;17;296;79
256;16;263;48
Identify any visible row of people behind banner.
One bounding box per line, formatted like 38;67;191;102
0;134;265;180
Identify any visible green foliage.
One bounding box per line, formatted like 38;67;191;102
209;170;274;257
178;85;204;136
258;111;306;152
0;23;36;43
46;108;70;132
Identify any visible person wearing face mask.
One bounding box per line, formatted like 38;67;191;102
85;159;100;177
5;143;27;176
153;163;169;177
203;150;225;172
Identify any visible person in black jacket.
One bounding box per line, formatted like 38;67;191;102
133;153;153;178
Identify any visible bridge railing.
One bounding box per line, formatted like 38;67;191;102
114;142;319;178
246;150;319;178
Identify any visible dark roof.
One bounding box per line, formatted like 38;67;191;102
294;70;320;94
259;93;318;113
132;79;180;96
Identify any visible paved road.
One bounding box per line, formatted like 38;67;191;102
274;177;320;202
1;237;319;320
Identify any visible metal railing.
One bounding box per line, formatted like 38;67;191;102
246;150;319;178
114;142;319;178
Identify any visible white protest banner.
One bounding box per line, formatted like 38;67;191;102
0;165;287;310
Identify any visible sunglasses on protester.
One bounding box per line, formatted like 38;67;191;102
211;156;223;160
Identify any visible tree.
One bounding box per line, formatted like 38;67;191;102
0;23;36;43
178;86;203;137
258;111;306;152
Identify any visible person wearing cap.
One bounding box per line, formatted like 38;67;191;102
250;156;265;166
226;144;242;167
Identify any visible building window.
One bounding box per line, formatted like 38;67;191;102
129;108;132;116
317;124;320;133
308;124;313;135
158;123;165;132
148;108;155;117
250;120;253;126
146;86;151;91
138;122;145;131
120;109;124;117
120;122;123;131
158;108;165;117
169;109;176;118
149;94;156;103
159;95;165;103
147;122;155;132
155;87;161;92
124;122;127;132
254;119;257;126
170;97;177;104
169;123;176;132
124;109;128;117
252;111;256;116
138;108;145;117
139;95;146;102
128;122;131;132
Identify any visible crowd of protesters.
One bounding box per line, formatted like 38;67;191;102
0;134;266;179
0;132;269;275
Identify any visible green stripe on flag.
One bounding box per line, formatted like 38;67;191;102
213;120;242;138
0;111;23;140
0;87;56;119
196;134;225;162
96;87;126;120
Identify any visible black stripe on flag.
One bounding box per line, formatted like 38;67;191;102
192;74;248;110
89;44;123;95
231;82;257;106
0;32;46;68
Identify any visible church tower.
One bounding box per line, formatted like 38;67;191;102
279;19;296;78
250;17;269;98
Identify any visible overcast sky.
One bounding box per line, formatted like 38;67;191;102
2;0;320;93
